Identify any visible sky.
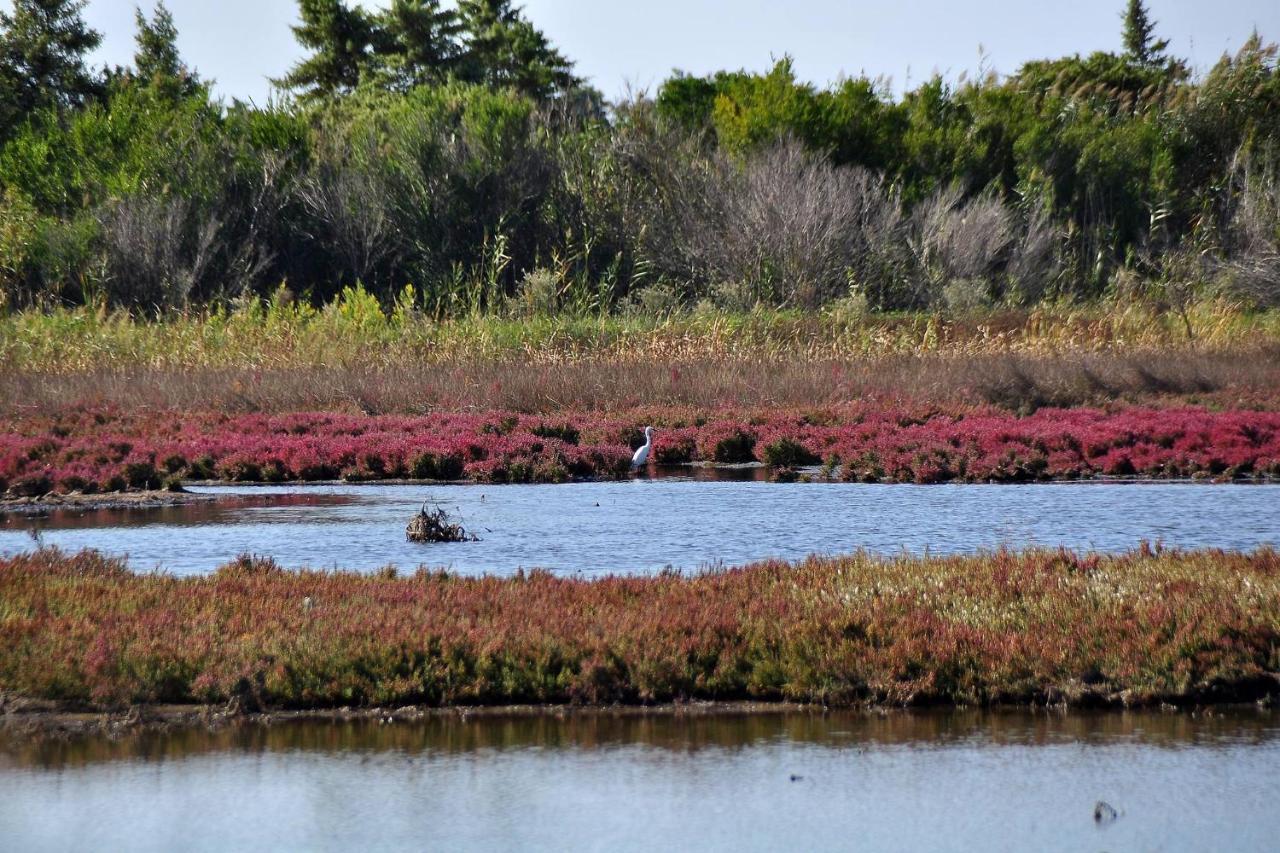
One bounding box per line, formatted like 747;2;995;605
65;0;1280;105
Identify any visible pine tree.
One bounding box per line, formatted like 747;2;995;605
274;0;377;101
132;2;201;100
458;0;579;100
1121;0;1169;66
0;0;101;132
373;0;465;90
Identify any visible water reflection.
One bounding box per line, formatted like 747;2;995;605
4;708;1276;770
1;709;1277;853
1;492;357;532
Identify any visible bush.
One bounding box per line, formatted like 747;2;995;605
1220;162;1280;307
512;268;560;316
410;452;465;481
941;278;993;313
761;437;819;467
0;188;38;305
530;422;580;444
97;194;219;309
122;461;160;489
712;430;756;463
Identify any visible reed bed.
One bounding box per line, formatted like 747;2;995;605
2;546;1276;710
3;296;1278;373
5;346;1280;417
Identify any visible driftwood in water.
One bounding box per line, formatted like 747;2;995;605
406;502;477;543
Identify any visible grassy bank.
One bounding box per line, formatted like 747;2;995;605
1;547;1277;710
4;404;1279;496
3;296;1279;373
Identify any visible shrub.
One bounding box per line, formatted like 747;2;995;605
712;430;757;463
122;461;160;489
512;268;560;316
530;422;580;444
8;472;52;496
761;437;820;467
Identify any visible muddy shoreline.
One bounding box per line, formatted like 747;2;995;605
0;699;812;740
0;489;216;515
3;687;1275;741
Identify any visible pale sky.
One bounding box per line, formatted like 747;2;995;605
60;0;1280;105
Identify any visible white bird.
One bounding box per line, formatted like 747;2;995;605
631;426;655;468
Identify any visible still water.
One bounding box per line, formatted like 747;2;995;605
1;709;1277;852
3;480;1278;575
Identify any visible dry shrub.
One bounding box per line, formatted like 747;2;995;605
626;280;683;317
715;140;889;308
296;129;403;286
620;135;902;309
221;153;290;296
642;143;1065;312
908;187;1014;309
1219;161;1280;306
1007;202;1066;303
97;194;220;309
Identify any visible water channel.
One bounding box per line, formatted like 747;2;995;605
3;479;1277;575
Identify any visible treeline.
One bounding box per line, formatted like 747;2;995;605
0;0;1278;316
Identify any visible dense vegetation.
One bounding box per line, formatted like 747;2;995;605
3;545;1277;709
4;404;1279;496
0;0;1278;317
5;292;1279;373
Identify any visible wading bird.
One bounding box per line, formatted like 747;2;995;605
631;426;655;468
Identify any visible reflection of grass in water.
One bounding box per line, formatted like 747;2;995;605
5;708;1272;770
2;545;1277;712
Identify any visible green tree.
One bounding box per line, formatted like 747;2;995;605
275;0;377;101
373;0;465;90
131;2;202;100
655;71;722;131
1122;0;1169;67
458;0;579;100
0;0;101;136
709;58;825;154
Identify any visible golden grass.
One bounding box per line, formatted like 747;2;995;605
3;289;1278;373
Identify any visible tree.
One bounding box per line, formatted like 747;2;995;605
274;0;377;101
0;0;101;134
458;0;579;100
372;0;465;90
131;2;201;100
1122;0;1169;67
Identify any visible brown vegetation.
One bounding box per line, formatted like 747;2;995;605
4;346;1279;418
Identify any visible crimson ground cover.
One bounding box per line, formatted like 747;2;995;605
1;546;1276;710
3;404;1280;496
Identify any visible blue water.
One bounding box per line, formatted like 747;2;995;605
2;480;1277;576
2;709;1277;852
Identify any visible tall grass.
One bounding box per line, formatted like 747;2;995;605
2;546;1277;710
2;289;1278;372
5;347;1279;417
